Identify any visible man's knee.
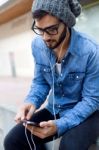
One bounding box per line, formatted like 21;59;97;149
4;124;25;150
4;131;15;149
59;129;88;150
59;134;81;150
59;134;75;150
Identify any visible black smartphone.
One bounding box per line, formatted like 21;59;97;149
22;120;40;127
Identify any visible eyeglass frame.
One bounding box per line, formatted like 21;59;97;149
31;21;62;36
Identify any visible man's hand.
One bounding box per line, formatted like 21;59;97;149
14;103;36;123
24;120;57;139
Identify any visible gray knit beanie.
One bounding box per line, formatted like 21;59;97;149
32;0;82;27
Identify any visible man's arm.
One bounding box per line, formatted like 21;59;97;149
24;63;50;109
24;38;50;109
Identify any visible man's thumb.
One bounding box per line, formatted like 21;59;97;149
26;106;35;120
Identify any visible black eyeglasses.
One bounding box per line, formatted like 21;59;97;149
32;21;61;36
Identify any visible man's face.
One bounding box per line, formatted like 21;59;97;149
34;14;66;49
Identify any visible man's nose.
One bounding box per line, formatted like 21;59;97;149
43;32;50;40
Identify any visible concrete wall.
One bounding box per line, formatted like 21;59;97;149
75;4;99;43
0;12;35;77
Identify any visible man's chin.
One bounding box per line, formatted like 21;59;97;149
44;41;56;49
45;40;62;49
46;43;58;49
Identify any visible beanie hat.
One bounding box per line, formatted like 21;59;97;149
32;0;82;27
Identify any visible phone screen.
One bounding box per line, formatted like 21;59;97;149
22;120;40;127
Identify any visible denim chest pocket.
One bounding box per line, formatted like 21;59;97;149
67;72;85;81
41;66;52;85
42;67;51;73
63;72;85;99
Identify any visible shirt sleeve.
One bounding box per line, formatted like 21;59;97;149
24;39;50;109
54;45;99;137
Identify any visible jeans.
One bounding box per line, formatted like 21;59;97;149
4;109;99;150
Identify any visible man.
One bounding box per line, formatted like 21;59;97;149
4;0;99;150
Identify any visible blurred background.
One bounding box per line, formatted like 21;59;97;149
0;0;99;149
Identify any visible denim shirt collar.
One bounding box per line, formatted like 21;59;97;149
67;28;78;56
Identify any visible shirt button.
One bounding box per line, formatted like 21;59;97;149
62;94;65;97
59;84;62;87
62;59;65;63
58;105;61;108
60;74;63;77
44;69;46;71
76;76;79;79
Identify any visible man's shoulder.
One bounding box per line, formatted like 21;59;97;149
31;36;46;50
75;29;99;55
31;36;50;64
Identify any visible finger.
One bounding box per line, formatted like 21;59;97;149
47;120;54;126
26;125;39;132
26;106;35;120
39;121;48;127
25;124;51;139
14;113;21;123
25;125;42;134
29;126;46;139
14;109;26;123
40;120;53;127
32;130;45;139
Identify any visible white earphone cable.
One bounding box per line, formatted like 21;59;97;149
25;125;33;150
42;42;64;150
24;36;65;150
31;128;36;150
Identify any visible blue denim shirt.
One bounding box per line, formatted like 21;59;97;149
25;28;99;136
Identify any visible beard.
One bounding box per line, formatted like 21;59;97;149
44;26;67;49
